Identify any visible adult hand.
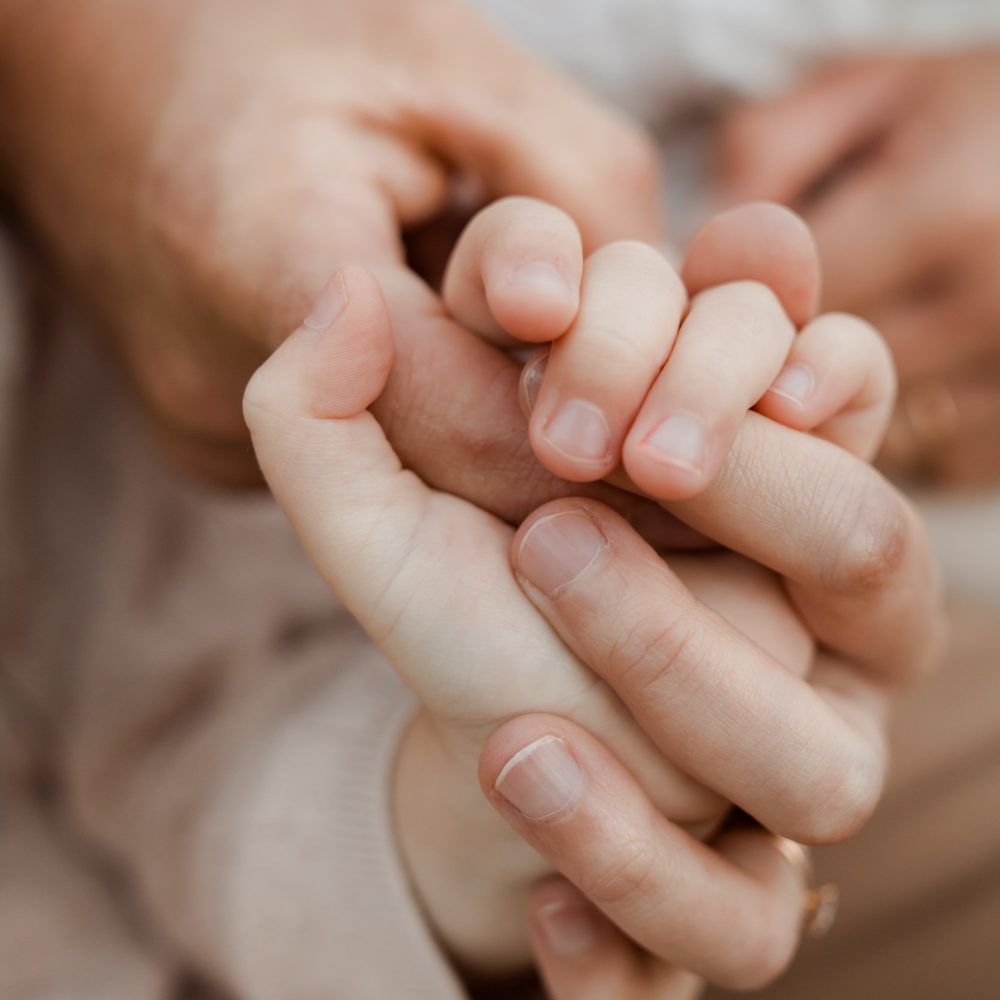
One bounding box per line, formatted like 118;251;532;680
245;206;944;982
0;0;660;494
483;719;810;995
719;52;1000;485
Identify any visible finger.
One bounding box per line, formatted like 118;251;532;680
223;125;671;536
660;412;946;682
529;242;687;482
406;6;664;247
681;202;821;327
622;280;796;498
442;197;583;346
371;263;699;547
244;267;429;619
244;267;731;817
530;880;704;1000
757;312;897;461
512;501;888;844
481;716;807;991
717;59;914;206
670;551;813;678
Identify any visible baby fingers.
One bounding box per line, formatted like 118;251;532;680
442;196;584;346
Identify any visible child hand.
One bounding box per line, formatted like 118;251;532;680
442;199;895;494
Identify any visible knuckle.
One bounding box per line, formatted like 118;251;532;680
700;278;784;316
589;240;686;307
606;607;698;700
816;311;898;398
795;748;884;845
579;836;658;906
595;238;669;273
819;473;913;598
488;195;578;240
691;280;793;348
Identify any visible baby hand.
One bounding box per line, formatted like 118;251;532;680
442;199;895;495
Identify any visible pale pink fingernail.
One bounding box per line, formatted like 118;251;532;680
494;735;584;820
303;271;348;331
520;350;549;417
516;510;606;597
769;364;815;406
509;261;573;302
536;899;602;955
642;412;706;472
543;399;611;463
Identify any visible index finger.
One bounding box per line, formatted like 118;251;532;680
481;715;808;992
662;412;946;681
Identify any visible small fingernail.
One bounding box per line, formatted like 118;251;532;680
769;364;815;406
303;271;348;331
494;735;584;821
520;350;549;418
543;400;611;464
642;412;706;472
536;899;602;955
509;260;573;302
516;510;606;597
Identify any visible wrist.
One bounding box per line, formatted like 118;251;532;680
393;711;549;976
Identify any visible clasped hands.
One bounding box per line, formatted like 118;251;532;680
0;2;946;994
246;198;944;998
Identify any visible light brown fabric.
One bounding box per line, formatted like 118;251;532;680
0;233;463;999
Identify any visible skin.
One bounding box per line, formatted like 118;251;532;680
0;0;660;493
244;205;945;988
718;50;1000;486
0;4;943;991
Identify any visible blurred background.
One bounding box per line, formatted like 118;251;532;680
2;2;999;998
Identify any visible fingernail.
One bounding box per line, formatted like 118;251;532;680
519;350;549;418
509;260;573;302
769;364;815;406
536;899;602;955
543;400;611;463
303;271;348;331
516;510;606;597
642;412;706;472
494;735;584;820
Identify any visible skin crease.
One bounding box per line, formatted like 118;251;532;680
0;0;661;487
719;50;1000;485
0;4;944;994
245;205;943;989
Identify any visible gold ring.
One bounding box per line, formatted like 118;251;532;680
771;837;840;939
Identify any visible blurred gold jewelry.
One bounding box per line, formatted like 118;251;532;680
771;837;840;939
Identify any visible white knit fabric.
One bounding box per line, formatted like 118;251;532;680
474;0;1000;122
